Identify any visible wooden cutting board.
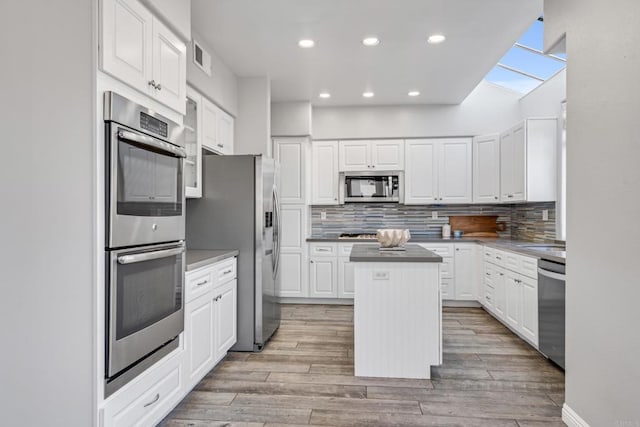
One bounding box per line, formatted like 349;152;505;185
449;216;505;237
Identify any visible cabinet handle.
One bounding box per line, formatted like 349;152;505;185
148;80;156;88
494;196;498;200
143;393;160;408
495;256;502;260
485;272;491;276
310;260;314;263
156;83;162;91
456;248;460;251
508;194;514;198
499;273;504;276
196;279;209;287
222;269;233;275
371;165;375;168
217;143;224;148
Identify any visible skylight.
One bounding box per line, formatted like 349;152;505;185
484;18;566;95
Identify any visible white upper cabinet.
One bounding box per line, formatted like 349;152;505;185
438;138;473;203
339;140;404;171
473;134;500;203
274;137;308;204
405;140;438;204
500;118;557;203
201;98;234;155
101;0;187;114
184;86;203;198
404;138;472;204
311;141;339;205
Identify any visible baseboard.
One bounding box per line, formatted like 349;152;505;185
279;297;354;305
442;300;481;308
563;403;591;427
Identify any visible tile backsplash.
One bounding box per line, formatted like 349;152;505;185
310;202;556;241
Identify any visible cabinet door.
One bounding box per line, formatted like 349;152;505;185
274;138;307;204
454;244;475;300
510;123;526;201
371;140;405;170
338;257;355;298
520;276;538;346
311;141;339;205
278;252;307;297
504;272;522;330
339;140;370;171
184;294;214;388
214;280;237;359
473;134;500;203
185;87;202;198
217;110;234;155
500;131;514;202
309;257;337;298
493;267;506;319
152;17;186;114
404;140;438;204
277;205;308;298
101;0;153;92
202;98;219;152
439;138;472;203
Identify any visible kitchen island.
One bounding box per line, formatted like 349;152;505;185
350;243;443;379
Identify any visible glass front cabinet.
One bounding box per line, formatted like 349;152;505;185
184;86;203;198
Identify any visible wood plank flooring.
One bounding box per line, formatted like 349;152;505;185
160;305;565;426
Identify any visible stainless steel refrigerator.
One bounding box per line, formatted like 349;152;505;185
186;154;281;351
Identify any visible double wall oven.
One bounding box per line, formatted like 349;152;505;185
104;92;186;396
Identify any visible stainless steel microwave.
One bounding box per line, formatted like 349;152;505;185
339;172;404;203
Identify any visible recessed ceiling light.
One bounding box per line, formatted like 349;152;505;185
408;91;421;97
427;34;446;44
319;92;331;99
362;92;375;98
362;37;380;47
298;39;315;48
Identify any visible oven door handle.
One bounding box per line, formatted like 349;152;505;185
118;130;186;158
117;246;185;265
538;268;566;281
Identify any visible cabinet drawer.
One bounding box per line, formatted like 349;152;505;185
483;246;495;263
102;351;183;427
492;249;506;267
520;256;538;279
440;278;454;299
421;243;452;257
185;267;214;304
504;252;520;271
338;243;354;257
214;258;237;287
440;257;454;279
310;242;338;256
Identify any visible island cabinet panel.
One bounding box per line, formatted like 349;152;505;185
354;262;441;379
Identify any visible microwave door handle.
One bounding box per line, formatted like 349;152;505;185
117;247;185;265
118;130;187;158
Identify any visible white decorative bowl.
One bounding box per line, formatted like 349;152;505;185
376;229;411;248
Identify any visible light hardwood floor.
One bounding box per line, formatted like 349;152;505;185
160;305;565;426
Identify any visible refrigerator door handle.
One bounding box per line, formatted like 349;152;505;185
272;186;282;278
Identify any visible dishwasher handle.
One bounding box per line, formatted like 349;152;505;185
538;267;566;282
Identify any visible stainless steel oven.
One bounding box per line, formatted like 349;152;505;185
105;91;186;248
105;241;185;395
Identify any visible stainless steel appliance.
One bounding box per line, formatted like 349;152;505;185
186;155;281;351
339;171;404;203
538;258;566;369
105;241;185;395
104;91;186;248
104;92;186;396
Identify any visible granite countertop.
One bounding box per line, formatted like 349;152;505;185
349;243;443;263
186;249;239;271
308;236;566;263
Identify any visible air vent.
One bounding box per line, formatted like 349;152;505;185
193;39;212;76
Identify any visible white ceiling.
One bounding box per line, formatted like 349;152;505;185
192;0;542;106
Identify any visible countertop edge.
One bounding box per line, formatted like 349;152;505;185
349;243;443;263
186;249;239;272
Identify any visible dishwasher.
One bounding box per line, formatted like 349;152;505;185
538;258;566;369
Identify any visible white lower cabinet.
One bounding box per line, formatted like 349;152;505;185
482;247;538;347
338;257;355;298
309;257;338;298
214;280;238;357
184;293;215;388
453;244;476;300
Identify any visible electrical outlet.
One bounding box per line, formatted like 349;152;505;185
432;211;438;219
542;209;549;221
320;211;327;220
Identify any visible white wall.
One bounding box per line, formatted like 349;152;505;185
545;0;640;425
188;30;239;116
142;0;191;41
235;77;271;156
0;1;95;426
312;81;522;140
271;101;312;136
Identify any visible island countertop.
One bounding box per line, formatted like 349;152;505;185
349;243;442;263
